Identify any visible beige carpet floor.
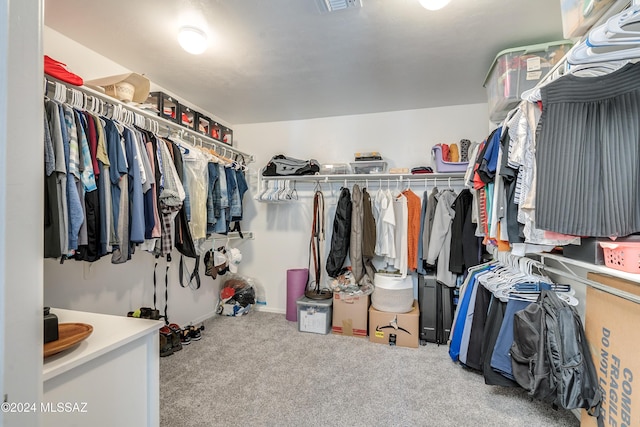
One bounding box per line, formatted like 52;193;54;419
160;310;581;427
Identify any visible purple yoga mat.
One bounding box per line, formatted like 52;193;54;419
286;268;309;322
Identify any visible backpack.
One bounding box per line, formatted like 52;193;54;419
510;290;603;426
262;154;320;176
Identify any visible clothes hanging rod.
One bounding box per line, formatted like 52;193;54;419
541;265;640;305
260;172;467;182
44;76;254;163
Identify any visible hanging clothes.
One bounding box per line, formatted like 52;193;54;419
326;187;352;278
449;189;480;274
417;187;438;274
62;105;84;255
401;188;421;272
374;187;395;260
392;192;408;275
425;189;457;287
206;160;220;235
182;144;209;241
362;188;376;259
43;107;61;259
350;184;364;283
124;127;145;244
361;188;377;283
536;61;640;237
481;297;519;387
74;111;101;262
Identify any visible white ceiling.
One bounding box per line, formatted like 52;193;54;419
44;0;565;124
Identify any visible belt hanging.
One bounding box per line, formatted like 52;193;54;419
179;255;201;290
154;255;171;325
306;189;330;299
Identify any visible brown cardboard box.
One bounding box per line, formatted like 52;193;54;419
581;273;640;427
368;300;419;348
332;293;369;338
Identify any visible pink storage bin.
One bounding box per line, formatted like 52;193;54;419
431;145;469;173
598;242;640;274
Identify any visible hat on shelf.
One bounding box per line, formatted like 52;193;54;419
85;72;150;103
226;248;243;273
44;55;84;86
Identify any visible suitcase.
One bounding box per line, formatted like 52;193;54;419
418;271;455;345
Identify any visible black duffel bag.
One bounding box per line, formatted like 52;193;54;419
262;154;320;176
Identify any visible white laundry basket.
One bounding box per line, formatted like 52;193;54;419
371;273;414;313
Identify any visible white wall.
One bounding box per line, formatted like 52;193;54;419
234;103;489;314
2;0;44;425
42;25;490;323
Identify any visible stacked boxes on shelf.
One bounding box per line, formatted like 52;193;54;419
147;91;233;145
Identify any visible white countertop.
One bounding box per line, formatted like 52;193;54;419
43;308;162;382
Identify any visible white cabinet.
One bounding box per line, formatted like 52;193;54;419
43;309;161;427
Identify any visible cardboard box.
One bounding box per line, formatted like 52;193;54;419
296;296;332;335
368;300;419;348
332;293;369;338
581;273;640;426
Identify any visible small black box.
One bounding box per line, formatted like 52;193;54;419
44;307;59;344
178;105;196;130
195;113;211;135
146;91;180;123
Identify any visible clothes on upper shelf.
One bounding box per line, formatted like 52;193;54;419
43;98;248;264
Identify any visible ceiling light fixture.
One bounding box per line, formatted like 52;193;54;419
419;0;451;11
178;26;208;55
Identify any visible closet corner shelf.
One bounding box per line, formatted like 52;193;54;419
209;231;254;241
260;172;466;182
538;252;640;284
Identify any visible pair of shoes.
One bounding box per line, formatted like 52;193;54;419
168;323;191;346
159;328;174;357
160;325;182;353
186;324;205;341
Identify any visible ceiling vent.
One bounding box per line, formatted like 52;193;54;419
322;0;363;12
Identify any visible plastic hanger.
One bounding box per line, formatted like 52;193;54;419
568;6;640;65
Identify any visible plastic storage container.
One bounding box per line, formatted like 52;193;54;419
484;41;573;122
371;273;414;313
561;0;615;39
350;160;387;174
598;242;640;274
431;145;468;173
296;296;332;334
320;163;350;175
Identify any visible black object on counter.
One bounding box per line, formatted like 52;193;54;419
44;307;59;344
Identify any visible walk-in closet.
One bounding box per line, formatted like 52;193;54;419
1;0;639;426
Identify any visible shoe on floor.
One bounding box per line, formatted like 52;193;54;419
160;325;182;352
169;323;190;346
188;324;204;341
159;328;174;357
